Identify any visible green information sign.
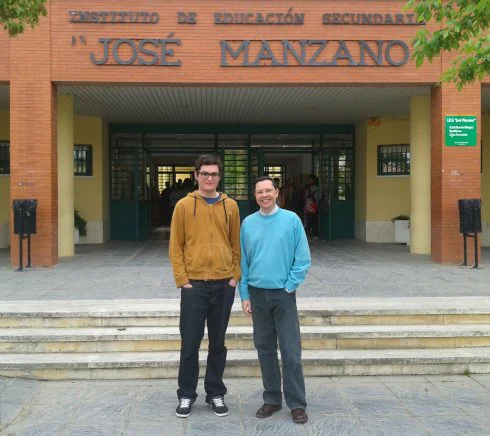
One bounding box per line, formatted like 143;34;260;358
445;116;477;146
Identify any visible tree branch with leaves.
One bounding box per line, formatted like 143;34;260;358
406;0;489;89
0;0;47;36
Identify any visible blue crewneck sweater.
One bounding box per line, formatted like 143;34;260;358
239;208;311;301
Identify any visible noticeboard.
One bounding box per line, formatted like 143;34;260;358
445;116;477;146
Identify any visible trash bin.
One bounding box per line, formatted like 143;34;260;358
13;199;38;235
458;198;482;268
458;199;482;234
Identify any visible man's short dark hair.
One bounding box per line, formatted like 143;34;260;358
255;176;278;189
194;155;223;174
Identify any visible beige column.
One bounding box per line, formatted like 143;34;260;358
57;95;74;256
410;95;431;254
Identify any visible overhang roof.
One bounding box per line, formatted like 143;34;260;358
1;85;489;124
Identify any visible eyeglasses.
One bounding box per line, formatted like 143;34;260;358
255;188;276;195
198;171;220;179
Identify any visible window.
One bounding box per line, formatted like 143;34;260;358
155;165;195;193
377;144;410;176
333;151;354;201
74;144;93;176
156;165;173;193
264;165;286;187
223;150;249;200
0;141;9;175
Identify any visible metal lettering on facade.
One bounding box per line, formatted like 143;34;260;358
71;9;418;67
89;38;181;66
69;11;160;24
214;11;304;25
322;13;420;25
220;40;410;67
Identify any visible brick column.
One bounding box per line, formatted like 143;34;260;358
9;14;58;267
431;83;481;263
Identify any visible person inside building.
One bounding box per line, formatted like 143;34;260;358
280;177;293;209
169;154;241;419
273;177;284;208
303;174;319;238
160;181;171;225
239;176;311;424
169;179;183;220
182;177;194;196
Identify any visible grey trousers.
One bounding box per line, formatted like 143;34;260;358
249;287;306;410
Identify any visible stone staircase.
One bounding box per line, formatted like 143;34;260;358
0;297;489;380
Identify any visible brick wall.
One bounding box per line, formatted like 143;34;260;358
431;83;482;264
0;32;9;82
9;11;58;267
2;0;488;266
48;0;442;85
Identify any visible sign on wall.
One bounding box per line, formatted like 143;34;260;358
445;116;477;146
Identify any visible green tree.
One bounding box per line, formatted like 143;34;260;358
0;0;47;36
406;0;489;89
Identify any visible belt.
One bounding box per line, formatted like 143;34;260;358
190;278;231;282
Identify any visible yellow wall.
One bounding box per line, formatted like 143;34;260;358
482;114;490;224
102;120;109;224
355;121;367;221
0;110;10;225
74;116;106;224
366;117;411;221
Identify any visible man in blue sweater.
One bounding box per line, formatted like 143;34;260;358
240;176;311;424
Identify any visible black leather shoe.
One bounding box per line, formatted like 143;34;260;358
255;403;282;418
291;408;308;424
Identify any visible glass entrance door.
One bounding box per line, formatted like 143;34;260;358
317;138;355;241
110;139;152;241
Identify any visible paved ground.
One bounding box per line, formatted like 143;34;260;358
1;374;490;435
1;239;489;434
0;239;489;300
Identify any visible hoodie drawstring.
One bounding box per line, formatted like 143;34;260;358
192;194;228;223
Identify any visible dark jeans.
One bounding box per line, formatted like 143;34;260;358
249;287;306;410
177;279;235;402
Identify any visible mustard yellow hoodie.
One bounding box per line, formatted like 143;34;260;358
169;191;241;287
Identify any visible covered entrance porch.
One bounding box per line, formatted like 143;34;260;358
57;84;432;249
2;84;490;266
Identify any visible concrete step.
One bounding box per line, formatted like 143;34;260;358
1;324;490;353
0;348;489;380
1;297;490;328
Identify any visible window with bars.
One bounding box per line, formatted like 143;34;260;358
334;151;353;201
264;165;286;187
377;144;410;176
155;165;195;193
74;144;93;176
0;141;9;175
223;150;249;200
111;146;148;201
156;165;173;193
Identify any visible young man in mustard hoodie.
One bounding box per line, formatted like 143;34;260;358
169;154;241;418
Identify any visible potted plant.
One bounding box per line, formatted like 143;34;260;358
74;209;87;244
392;214;410;245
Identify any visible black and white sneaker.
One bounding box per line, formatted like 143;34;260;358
207;396;229;417
176;397;194;418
